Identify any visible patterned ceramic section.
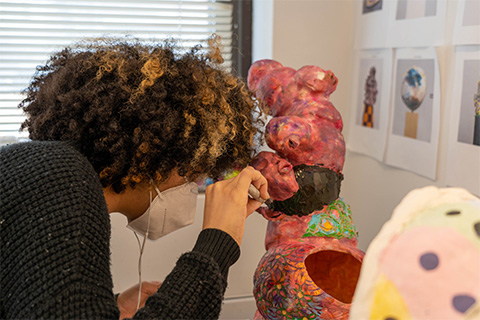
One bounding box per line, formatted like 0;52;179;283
303;199;358;239
254;243;350;320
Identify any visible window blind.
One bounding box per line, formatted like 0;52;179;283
0;0;233;142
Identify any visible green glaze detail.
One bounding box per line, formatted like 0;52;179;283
302;198;358;239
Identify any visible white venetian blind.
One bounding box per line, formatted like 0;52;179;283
0;0;233;142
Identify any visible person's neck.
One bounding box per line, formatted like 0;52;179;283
103;185;151;221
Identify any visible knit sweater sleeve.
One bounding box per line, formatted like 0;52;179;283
132;228;240;320
1;141;241;320
0;141;119;319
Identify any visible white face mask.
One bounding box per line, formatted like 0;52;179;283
127;181;198;311
127;182;199;240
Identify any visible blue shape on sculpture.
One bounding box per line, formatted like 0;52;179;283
401;66;426;112
406;69;422;87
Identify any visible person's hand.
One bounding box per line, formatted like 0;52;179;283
203;166;269;245
117;281;162;320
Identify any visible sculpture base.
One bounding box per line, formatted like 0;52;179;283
404;112;418;139
253;239;363;320
362;103;374;128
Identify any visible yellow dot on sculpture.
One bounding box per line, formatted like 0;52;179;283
298;292;303;298
282;310;287;315
370;274;411;320
277;284;282;289
323;221;333;230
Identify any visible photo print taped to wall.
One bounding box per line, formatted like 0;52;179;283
395;0;438;20
347;49;393;162
392;58;434;143
457;59;480;147
454;0;480;45
385;48;440;180
388;0;446;47
446;46;480;197
354;0;394;49
363;0;383;14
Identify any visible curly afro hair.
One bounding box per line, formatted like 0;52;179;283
19;35;264;193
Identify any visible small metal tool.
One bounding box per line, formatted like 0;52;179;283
248;184;272;206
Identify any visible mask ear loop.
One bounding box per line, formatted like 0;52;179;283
133;188;153;312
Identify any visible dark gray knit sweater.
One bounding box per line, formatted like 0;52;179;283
0;141;240;319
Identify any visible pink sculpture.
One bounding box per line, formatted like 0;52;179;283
248;60;365;319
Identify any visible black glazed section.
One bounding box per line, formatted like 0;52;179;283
270;165;343;216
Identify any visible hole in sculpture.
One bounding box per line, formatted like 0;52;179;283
304;250;362;304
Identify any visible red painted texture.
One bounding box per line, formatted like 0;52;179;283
248;60;364;320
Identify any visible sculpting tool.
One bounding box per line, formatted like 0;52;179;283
248;184;272;206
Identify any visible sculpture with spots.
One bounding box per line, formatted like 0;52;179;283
248;59;364;320
350;186;480;320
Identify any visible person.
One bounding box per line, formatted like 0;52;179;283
0;36;269;319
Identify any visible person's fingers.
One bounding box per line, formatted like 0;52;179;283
231;166;268;216
235;166;262;187
251;176;269;202
246;198;262;216
142;281;162;296
202;166;269;246
250;167;269;201
236;166;269;200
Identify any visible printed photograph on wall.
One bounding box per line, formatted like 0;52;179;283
347;49;392;162
385;47;440;180
457;59;480;147
446;46;480;196
392;59;434;142
396;0;437;20
355;0;394;49
363;0;383;14
387;0;446;47
454;0;480;45
463;0;480;27
356;59;383;129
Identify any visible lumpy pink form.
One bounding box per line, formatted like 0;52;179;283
248;60;364;320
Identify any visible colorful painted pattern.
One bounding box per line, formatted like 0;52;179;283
254;243;349;320
302;198;358;239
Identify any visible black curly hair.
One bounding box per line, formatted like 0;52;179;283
19;35;264;193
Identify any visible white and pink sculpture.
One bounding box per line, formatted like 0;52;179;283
350;186;480;320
